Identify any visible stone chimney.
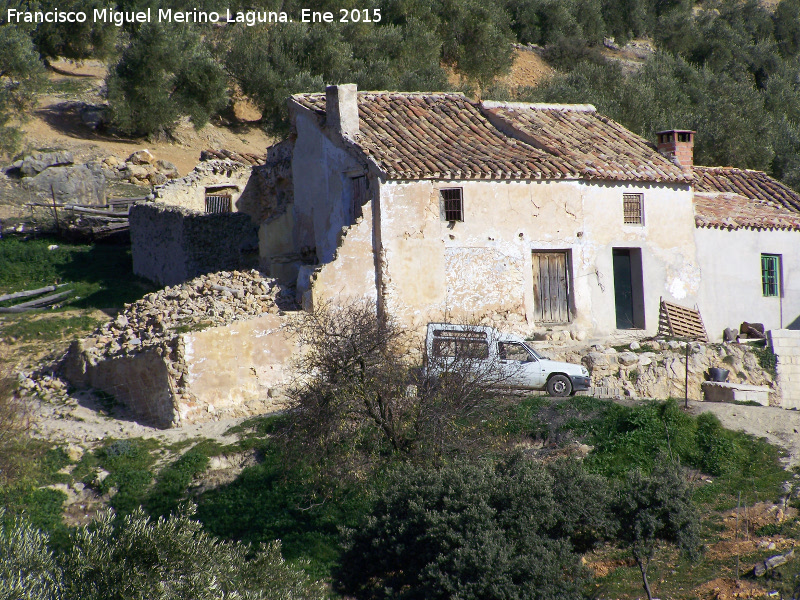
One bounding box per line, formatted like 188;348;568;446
326;84;359;139
656;129;694;168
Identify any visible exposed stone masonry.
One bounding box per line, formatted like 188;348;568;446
86;269;294;361
538;339;776;402
62;270;296;426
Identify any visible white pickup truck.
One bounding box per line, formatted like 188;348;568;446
425;323;591;397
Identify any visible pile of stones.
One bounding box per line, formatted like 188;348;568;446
101;149;180;187
16;370;71;404
84;269;294;360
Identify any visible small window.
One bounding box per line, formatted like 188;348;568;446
205;194;232;213
440;188;463;222
761;254;781;297
623;193;644;225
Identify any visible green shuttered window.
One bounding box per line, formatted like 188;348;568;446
761;254;781;297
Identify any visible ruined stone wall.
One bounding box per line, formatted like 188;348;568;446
62;270;297;427
181;313;295;423
304;199;378;309
154;160;252;214
130;203;254;286
542;339;777;402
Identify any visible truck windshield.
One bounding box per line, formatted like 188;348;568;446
522;343;543;360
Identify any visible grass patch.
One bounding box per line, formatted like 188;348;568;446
196;441;374;580
73;438;159;515
145;439;222;517
509;397;787;508
43;77;95;96
0;313;101;343
0;236;155;310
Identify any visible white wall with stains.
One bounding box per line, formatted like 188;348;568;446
374;178;699;336
292;110;366;263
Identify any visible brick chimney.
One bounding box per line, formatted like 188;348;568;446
326;84;359;139
656;129;694;168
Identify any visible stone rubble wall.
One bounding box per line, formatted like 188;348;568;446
769;329;800;409
62;270;297;427
130;202;254;286
543;339;777;402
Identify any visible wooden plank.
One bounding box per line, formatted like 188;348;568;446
659;299;708;341
0;290;72;313
0;284;65;303
531;253;541;321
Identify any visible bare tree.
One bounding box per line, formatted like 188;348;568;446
285;300;511;471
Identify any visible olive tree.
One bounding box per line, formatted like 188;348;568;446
613;462;701;600
0;27;45;156
336;456;606;600
106;23;227;137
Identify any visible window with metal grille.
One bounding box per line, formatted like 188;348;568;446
761;254;781;297
623;193;644;225
205;194;232;213
440;188;463;222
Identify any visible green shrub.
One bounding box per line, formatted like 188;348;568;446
145;441;218;517
336;456;599;600
91;439;157;514
752;345;778;375
695;413;738;477
0;510;62;600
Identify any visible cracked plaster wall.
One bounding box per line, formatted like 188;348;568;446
376;178;699;336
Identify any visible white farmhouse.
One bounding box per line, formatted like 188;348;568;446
260;84;800;341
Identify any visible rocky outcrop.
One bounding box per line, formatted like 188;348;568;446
21;163;106;205
17;151;74;177
572;340;777;402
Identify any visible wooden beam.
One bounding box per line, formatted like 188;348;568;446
0;284;66;303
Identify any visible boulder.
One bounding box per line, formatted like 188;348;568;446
629;341;640;350
19;150;73;177
618;351;638;366
155;159;179;178
21;164;106;205
583;352;609;370
127;149;155;165
80;105;109;129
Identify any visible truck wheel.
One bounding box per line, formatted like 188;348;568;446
547;374;572;397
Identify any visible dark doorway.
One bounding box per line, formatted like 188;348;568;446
612;248;645;329
532;251;571;323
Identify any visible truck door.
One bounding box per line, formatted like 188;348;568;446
497;341;543;389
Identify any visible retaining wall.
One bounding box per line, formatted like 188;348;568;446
769;329;800;409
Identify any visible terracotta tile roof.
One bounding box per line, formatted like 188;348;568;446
200;149;266;166
290;92;690;183
694;193;800;231
694;166;800;213
693;167;800;231
482;101;687;182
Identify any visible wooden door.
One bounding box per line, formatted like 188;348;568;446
532;252;570;323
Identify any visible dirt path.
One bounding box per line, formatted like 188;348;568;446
18;59;273;176
30;390;270;447
688;400;800;468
